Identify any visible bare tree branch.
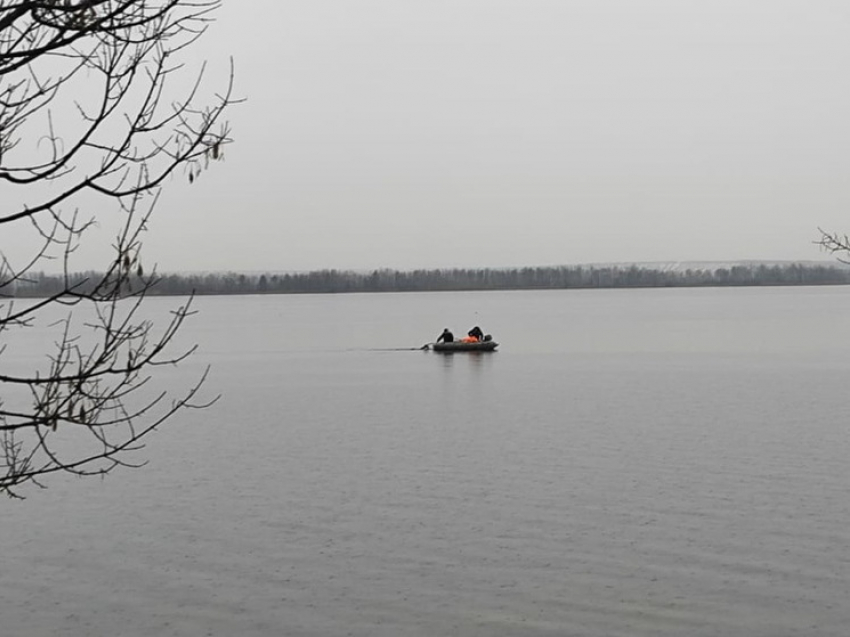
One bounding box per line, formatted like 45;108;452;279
1;0;236;497
816;227;850;265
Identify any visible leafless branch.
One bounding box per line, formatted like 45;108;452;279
1;0;236;497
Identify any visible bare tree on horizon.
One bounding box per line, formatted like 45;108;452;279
0;0;236;497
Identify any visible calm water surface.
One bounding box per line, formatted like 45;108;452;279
3;287;850;636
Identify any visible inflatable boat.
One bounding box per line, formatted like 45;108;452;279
431;340;498;353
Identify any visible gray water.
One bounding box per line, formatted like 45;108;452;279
3;286;850;636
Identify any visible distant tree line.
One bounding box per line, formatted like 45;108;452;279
8;262;850;298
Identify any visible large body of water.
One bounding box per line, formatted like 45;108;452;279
3;286;850;636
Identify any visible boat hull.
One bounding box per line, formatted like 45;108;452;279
432;341;498;353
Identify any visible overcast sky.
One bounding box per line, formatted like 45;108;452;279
18;0;850;273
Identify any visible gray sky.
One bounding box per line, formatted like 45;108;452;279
13;0;850;272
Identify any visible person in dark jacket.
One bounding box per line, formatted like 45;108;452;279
467;326;484;342
436;328;454;343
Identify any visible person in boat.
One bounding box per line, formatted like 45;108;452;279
467;326;484;342
436;328;454;343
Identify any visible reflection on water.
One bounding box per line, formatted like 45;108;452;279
433;350;497;372
437;350;455;369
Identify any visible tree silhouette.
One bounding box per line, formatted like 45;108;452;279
0;1;236;497
817;228;850;263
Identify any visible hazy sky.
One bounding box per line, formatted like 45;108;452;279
10;1;850;272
